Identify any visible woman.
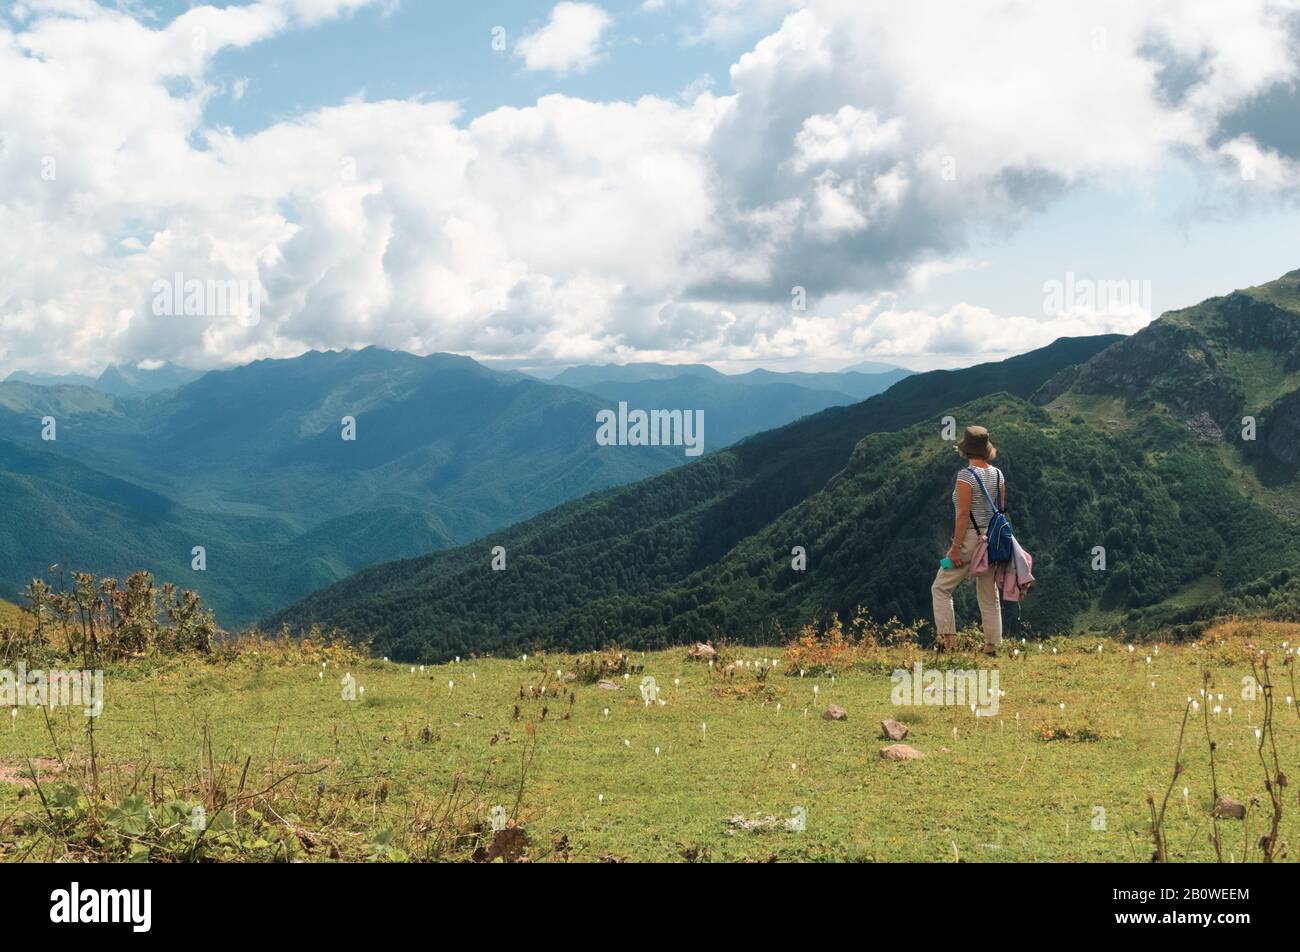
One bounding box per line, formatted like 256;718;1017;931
931;425;1003;655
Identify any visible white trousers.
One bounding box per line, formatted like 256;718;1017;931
931;527;1002;645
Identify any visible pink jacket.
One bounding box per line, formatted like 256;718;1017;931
995;537;1034;602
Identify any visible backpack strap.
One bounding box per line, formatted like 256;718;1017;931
967;467;1001;516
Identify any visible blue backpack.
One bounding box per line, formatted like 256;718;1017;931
968;467;1014;564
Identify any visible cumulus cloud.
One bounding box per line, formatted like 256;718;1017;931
2;0;1299;379
515;2;612;74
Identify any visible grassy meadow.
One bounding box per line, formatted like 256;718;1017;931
2;615;1299;862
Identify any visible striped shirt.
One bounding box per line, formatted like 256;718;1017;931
953;465;1004;530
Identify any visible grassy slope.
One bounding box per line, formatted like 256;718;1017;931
2;627;1296;862
0;599;26;632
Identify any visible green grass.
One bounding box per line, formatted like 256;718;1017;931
1219;349;1300;413
2;628;1298;862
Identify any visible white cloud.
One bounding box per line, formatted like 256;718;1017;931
515;2;612;75
2;0;1300;379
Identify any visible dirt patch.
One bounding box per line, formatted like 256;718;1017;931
0;758;63;789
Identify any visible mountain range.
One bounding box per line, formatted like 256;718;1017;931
0;349;909;627
5;362;202;395
268;268;1300;661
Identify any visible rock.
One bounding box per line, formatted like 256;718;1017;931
880;744;924;761
597;680;622;691
1214;796;1246;819
1185;411;1224;444
881;718;909;740
688;642;717;660
823;704;848;721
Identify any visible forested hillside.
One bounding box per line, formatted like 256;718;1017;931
268;335;1120;659
268;269;1300;661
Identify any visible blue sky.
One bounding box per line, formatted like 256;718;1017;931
3;0;1300;378
198;2;765;134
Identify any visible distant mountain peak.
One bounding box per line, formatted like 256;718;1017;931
95;361;202;396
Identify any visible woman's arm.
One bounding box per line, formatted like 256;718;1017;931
949;479;972;565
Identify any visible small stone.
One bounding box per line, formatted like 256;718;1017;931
880;744;924;761
1213;796;1246;819
881;718;909;740
823;704;848;721
597;680;622;691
